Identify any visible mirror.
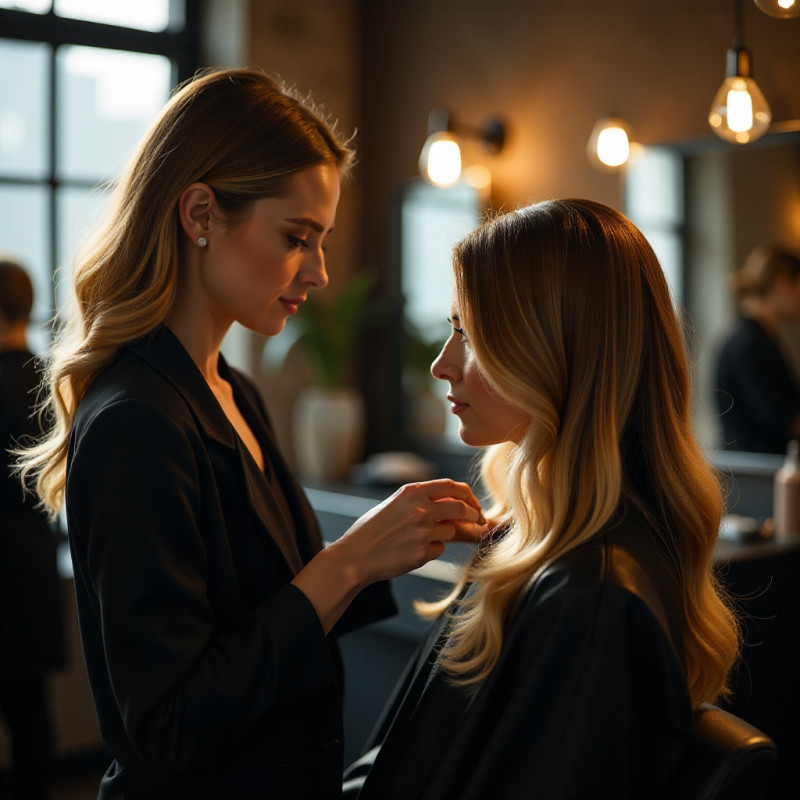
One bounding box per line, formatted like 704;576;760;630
397;131;800;469
398;179;481;445
626;130;800;458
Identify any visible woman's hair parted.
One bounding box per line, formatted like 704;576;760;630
420;199;739;708
16;67;356;517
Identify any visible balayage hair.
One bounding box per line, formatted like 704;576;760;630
420;199;739;708
17;68;355;517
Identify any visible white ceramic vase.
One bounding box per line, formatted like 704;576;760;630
293;386;366;482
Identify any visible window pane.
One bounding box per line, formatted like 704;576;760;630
0;184;52;349
0;1;51;12
54;0;175;31
56;45;173;182
0;39;50;178
55;185;111;313
625;147;683;224
401;182;480;334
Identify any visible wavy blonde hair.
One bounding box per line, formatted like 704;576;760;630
16;68;355;517
422;199;739;708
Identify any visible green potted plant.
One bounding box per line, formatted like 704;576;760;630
265;269;378;481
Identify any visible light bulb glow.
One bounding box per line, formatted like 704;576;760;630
587;117;632;170
708;76;771;144
726;85;754;132
419;133;462;186
754;0;800;17
596;126;630;167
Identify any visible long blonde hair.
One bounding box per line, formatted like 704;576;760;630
16;68;355;517
423;199;739;707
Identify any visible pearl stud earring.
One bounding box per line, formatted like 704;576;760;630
197;236;208;248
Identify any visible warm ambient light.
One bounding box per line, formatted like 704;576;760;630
710;0;771;144
597;126;630;167
754;0;800;17
708;48;771;144
587;117;632;170
418;108;505;187
419;131;462;187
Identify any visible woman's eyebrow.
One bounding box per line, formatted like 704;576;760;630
283;215;333;234
448;314;461;324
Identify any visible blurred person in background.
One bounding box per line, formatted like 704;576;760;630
715;243;800;454
0;257;65;800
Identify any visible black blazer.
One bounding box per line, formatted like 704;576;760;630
66;326;393;799
357;515;693;799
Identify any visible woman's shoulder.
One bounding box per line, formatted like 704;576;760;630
527;516;684;657
78;345;187;426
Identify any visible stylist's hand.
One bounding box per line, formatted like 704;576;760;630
333;479;485;584
292;479;484;633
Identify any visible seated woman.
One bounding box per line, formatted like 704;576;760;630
352;199;740;799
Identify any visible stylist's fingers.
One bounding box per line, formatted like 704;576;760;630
431;497;484;524
430;520;458;542
427;478;483;509
450;519;486;543
425;540;446;561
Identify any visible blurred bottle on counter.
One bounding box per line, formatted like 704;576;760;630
774;439;800;539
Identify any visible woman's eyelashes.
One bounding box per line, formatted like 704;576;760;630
287;233;308;249
287;233;327;252
447;317;468;343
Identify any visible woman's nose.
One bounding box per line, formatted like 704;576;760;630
431;340;460;382
300;250;328;289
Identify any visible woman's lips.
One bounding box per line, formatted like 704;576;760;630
279;297;304;315
447;394;469;414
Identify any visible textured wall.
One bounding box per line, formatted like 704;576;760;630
242;0;800;455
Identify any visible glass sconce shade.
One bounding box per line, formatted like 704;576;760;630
708;46;771;144
587;117;632;170
418;109;505;187
754;0;800;17
419;131;462;187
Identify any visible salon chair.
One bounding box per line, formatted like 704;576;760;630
664;703;777;800
342;706;776;799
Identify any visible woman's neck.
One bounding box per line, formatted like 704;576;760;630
163;305;229;387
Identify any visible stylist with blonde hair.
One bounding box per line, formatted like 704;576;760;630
16;68;484;799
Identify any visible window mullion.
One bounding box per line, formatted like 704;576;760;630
48;41;58;317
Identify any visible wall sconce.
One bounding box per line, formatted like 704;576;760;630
708;0;771;144
587;117;632;170
754;0;800;18
419;107;505;188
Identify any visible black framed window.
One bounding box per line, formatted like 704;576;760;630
0;1;199;350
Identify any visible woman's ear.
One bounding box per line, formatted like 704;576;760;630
178;182;216;244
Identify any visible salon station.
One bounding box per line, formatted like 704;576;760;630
1;1;799;798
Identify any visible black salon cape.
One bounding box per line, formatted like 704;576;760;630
66;326;395;799
356;518;692;800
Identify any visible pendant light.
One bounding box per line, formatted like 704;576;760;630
754;0;800;18
708;0;771;144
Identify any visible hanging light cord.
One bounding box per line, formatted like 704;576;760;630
732;0;743;48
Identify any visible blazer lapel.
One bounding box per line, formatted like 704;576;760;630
127;326;305;575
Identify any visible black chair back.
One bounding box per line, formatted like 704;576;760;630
665;703;777;800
